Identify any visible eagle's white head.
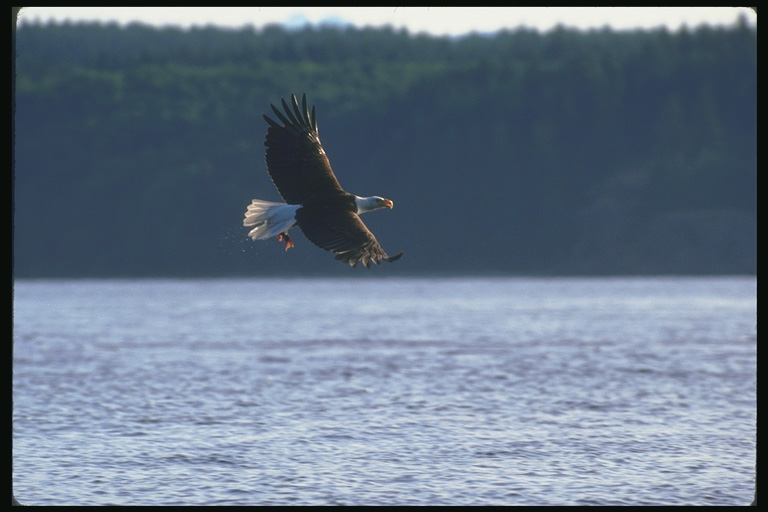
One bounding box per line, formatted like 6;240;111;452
355;195;394;215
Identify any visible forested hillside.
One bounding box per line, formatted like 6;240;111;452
13;20;756;277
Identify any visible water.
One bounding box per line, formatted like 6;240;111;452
12;277;756;505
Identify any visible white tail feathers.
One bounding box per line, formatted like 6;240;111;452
243;199;300;240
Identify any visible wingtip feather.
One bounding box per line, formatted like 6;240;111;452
281;97;299;125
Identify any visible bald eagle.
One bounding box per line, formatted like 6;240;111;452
243;93;403;268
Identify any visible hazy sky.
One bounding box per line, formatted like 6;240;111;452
17;7;756;36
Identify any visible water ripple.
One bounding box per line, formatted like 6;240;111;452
13;277;756;505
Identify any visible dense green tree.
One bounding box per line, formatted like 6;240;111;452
13;21;755;277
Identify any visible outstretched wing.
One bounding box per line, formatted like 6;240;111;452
262;93;345;205
296;202;404;268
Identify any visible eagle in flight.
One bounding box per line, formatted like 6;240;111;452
243;93;402;268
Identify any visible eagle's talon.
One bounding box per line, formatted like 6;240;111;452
277;233;294;250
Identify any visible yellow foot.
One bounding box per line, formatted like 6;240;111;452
277;233;294;250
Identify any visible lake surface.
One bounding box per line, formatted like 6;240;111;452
12;277;756;505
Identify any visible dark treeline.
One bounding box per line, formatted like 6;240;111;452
13;20;755;277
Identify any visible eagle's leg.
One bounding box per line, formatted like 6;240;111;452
276;232;294;250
